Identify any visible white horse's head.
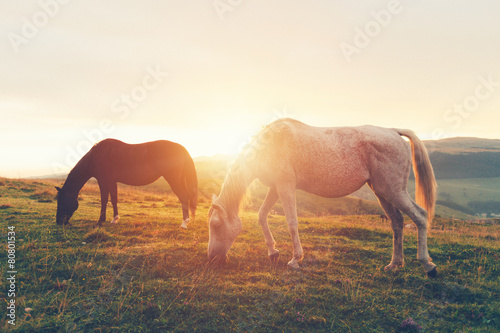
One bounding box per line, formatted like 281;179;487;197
207;194;242;264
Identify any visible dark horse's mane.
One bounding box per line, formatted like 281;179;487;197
62;147;95;193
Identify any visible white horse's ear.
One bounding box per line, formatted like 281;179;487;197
210;195;226;227
211;202;224;212
210;214;222;227
209;204;225;227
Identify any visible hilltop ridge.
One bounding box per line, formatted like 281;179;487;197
425;137;500;154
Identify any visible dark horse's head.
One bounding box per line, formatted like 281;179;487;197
55;187;78;225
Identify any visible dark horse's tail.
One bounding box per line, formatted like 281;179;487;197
183;154;198;221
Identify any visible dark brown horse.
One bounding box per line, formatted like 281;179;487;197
56;139;198;227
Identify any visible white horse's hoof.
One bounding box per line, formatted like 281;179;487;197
424;262;437;278
180;218;190;229
269;250;280;263
426;267;437;278
287;259;300;269
110;215;120;224
384;263;403;271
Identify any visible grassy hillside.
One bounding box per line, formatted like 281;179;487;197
404;137;500;180
435;178;500;205
427;152;500;179
435;178;500;215
1;178;499;332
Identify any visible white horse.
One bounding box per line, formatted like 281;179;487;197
208;118;437;277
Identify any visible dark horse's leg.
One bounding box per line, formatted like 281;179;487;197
110;182;120;224
165;177;190;228
97;181;110;226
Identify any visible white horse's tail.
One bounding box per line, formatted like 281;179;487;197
396;129;437;226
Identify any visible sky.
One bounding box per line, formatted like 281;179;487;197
1;0;500;178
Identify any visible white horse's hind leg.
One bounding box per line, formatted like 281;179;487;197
374;194;405;271
391;193;437;276
276;183;303;269
258;188;280;260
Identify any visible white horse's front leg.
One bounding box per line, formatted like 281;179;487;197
286;221;303;269
258;188;280;261
277;183;303;269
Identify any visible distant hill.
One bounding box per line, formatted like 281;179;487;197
415;137;500;179
424;137;500;154
425;151;500;179
26;173;67;180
